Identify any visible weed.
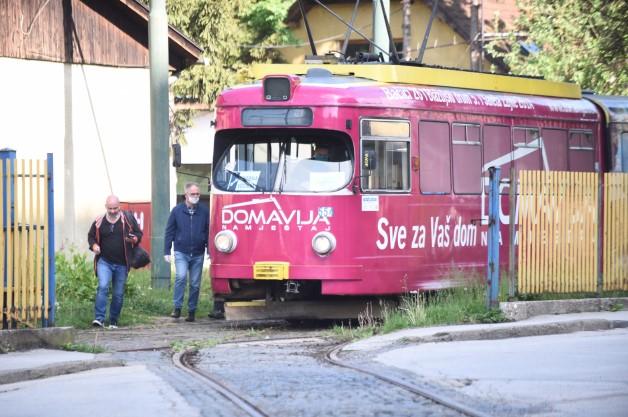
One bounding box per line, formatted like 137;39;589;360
331;281;509;341
609;302;625;312
61;343;106;354
171;338;220;352
55;249;215;328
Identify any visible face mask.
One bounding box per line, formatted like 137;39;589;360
189;196;200;205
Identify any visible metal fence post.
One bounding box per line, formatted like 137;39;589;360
508;166;517;299
597;172;603;295
0;148;16;329
487;166;501;309
45;153;55;327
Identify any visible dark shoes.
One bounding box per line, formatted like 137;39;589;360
185;311;195;322
208;311;225;319
171;308;181;319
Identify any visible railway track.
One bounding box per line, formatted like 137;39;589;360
324;343;492;417
173;349;270;417
171;336;492;417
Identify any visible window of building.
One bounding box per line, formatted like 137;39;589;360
419;120;451;194
360;119;410;192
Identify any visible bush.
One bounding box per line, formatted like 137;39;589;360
56;249;96;302
55;249;216;328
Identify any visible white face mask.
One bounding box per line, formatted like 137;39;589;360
188;196;200;205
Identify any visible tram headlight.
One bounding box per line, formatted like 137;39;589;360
215;230;238;253
311;232;336;256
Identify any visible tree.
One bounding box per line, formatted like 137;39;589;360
167;0;252;106
489;0;627;95
164;0;293;143
167;0;294;105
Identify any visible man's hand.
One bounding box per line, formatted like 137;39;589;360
92;244;101;255
164;255;171;263
125;234;138;244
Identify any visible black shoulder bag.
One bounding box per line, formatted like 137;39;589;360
124;211;151;268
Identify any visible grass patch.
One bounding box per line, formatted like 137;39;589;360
55;250;215;329
332;283;508;341
171;338;220;352
61;343;106;354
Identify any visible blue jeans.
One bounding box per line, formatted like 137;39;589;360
173;251;204;312
94;258;128;323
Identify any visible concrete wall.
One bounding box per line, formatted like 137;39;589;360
0;57;170;252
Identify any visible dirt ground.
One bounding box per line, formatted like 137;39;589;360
74;316;333;352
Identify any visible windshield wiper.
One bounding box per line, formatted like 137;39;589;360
225;168;263;192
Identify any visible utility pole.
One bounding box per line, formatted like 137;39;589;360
401;0;411;60
149;0;170;289
372;0;390;61
470;0;481;71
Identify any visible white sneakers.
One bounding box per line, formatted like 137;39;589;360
92;319;119;329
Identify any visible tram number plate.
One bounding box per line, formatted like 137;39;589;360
253;262;290;280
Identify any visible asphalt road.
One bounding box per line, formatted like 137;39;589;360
376;328;628;417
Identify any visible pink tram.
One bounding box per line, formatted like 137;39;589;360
208;63;626;317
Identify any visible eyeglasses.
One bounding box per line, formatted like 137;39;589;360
189;193;200;196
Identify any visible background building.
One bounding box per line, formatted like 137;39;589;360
0;0;201;251
282;0;518;71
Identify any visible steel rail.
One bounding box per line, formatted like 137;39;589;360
173;349;270;417
325;343;493;417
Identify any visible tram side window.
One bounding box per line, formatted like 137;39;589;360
360;119;410;192
622;132;628;172
483;125;511;194
568;130;595;171
452;123;481;194
513;127;542;171
419;121;451;194
541;128;568;171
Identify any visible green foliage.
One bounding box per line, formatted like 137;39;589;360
61;343;106;354
55;257;215;329
166;0;294;135
171;338;220;352
332;283;508;340
488;0;627;95
56;250;97;302
167;0;252;105
241;0;296;62
609;302;625;312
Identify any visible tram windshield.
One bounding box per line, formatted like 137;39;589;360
213;129;353;193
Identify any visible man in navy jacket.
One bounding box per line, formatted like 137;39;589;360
164;182;209;322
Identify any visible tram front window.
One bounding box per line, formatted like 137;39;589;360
213;130;353;193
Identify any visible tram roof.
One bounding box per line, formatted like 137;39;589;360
252;63;582;99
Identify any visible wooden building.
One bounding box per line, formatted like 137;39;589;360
0;0;202;250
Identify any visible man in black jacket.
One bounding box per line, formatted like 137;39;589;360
164;182;209;322
88;195;142;329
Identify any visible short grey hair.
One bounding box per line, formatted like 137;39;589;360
185;182;200;192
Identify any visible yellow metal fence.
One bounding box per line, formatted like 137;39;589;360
518;170;628;294
1;158;50;328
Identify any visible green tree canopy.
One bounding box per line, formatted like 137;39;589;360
489;0;627;95
167;0;294;106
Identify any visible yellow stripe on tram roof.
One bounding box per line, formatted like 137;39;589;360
252;63;582;99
